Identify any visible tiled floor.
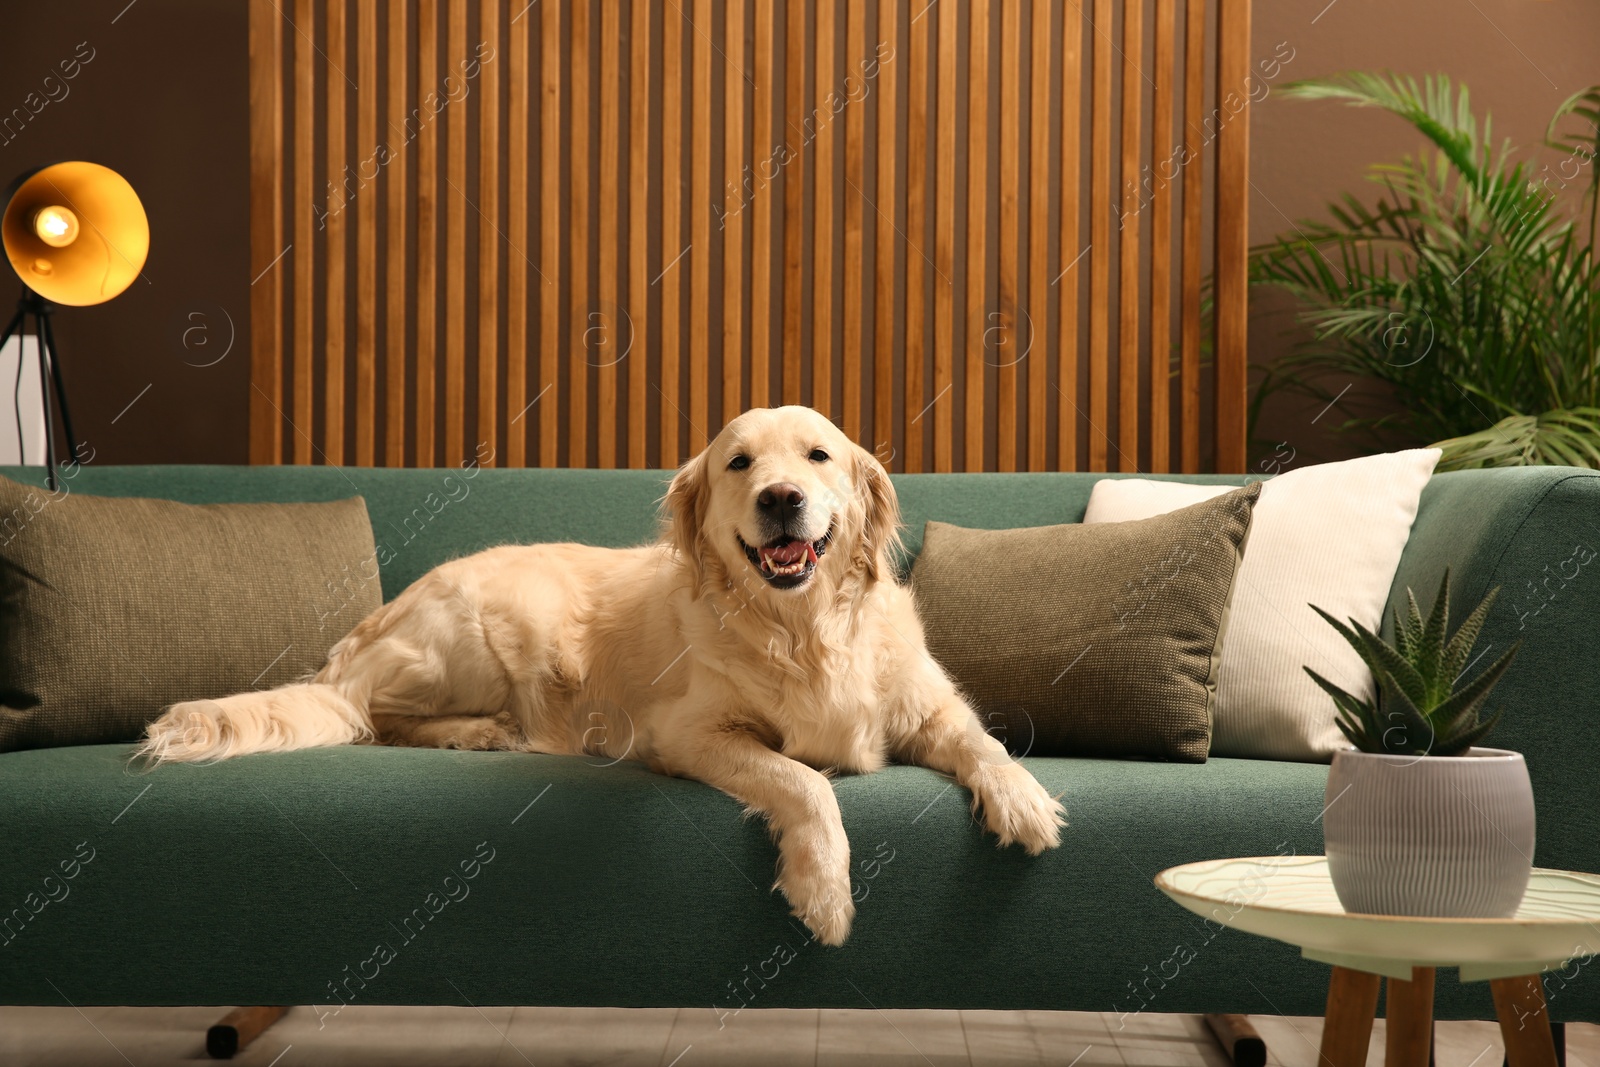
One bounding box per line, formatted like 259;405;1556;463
1;1004;1595;1066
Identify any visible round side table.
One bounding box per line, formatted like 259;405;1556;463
1155;855;1600;1067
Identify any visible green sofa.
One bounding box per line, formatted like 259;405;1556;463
2;463;1596;1025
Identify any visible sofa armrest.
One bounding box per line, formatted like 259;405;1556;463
1386;468;1600;869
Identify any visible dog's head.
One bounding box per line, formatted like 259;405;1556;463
666;406;900;596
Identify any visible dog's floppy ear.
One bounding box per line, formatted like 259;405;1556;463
851;445;901;583
665;450;711;587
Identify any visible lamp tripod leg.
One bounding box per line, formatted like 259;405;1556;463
32;309;57;491
37;309;77;469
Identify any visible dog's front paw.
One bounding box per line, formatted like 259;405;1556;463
774;829;855;946
974;761;1066;855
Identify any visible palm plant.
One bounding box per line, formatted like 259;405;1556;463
1307;571;1520;757
1251;73;1600;468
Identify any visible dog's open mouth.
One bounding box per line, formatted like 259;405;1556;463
738;526;833;589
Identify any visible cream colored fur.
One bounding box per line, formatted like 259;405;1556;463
139;406;1065;944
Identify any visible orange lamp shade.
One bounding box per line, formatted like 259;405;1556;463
2;162;149;306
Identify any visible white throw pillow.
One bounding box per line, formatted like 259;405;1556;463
1082;449;1441;761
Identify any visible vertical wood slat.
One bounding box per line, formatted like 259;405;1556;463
415;0;438;466
247;0;283;465
443;0;467;466
1149;0;1175;473
385;0;408;466
597;0;621;467
840;0;866;442
996;0;1020;473
689;0;712;452
251;0;1254;477
933;0;956;472
1214;0;1251;473
506;0;530;468
812;0;836;420
749;0;774;414
627;0;652;468
569;0;592;465
1059;0;1084;472
780;0;807;408
902;0;930;474
1116;0;1142;471
964;0;990;473
723;0;746;426
478;0;501;466
659;1;683;466
1025;0;1051;471
539;0;562;466
291;0;314;464
355;0;378;466
872;0;899;460
324;0;347;466
1180;0;1205;473
1087;0;1112;472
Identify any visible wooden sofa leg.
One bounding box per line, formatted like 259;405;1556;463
207;1005;289;1059
1204;1013;1267;1067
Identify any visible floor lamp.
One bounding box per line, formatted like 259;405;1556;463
1;162;149;489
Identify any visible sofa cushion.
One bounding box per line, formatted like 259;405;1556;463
0;742;1349;1016
0;476;380;751
909;484;1260;762
1083;450;1439;761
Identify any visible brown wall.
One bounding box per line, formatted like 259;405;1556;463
0;0;1594;469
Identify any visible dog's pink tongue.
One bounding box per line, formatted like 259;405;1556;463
762;539;810;565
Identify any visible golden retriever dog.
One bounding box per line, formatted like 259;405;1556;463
139;405;1065;944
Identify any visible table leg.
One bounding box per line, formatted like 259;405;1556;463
1320;966;1382;1067
1491;975;1559;1067
1385;967;1436;1067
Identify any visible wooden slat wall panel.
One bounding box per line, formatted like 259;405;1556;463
812;0;836;422
354;0;378;466
249;0;1253;474
597;0;620;466
569;0;591;465
627;0;653;468
750;1;775;416
659;1;683;465
443;0;467;466
1149;0;1175;473
385;0;409;466
1058;0;1083;472
291;0;314;464
902;0;929;474
323;0;347;465
872;0;898;460
415;0;438;466
505;0;529;467
723;0;746;427
1181;0;1205;472
477;0;501;466
1025;0;1051;471
1116;0;1142;470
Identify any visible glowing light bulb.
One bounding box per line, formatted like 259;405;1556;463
33;206;79;248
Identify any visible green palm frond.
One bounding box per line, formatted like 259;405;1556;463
1432;408;1600;469
1252;72;1600;462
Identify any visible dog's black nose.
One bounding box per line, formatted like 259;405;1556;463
757;482;806;525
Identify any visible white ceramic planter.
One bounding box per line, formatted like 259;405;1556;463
1323;746;1535;918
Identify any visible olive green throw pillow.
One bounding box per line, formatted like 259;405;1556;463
0;477;381;752
909;482;1260;762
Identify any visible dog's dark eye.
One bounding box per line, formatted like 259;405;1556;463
808;448;830;463
727;454;752;471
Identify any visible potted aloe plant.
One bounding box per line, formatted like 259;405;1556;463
1307;571;1529;917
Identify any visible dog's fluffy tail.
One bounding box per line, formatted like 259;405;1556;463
137;683;372;764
